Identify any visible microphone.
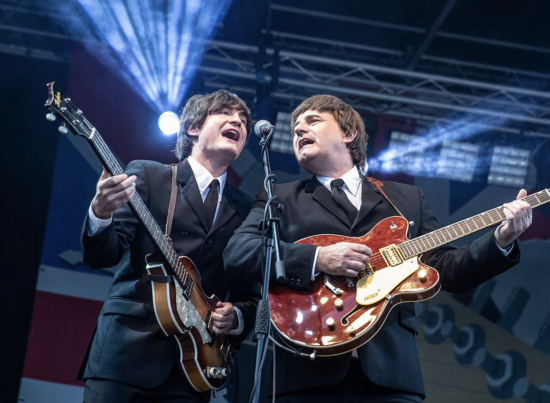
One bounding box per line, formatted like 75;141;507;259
254;120;274;137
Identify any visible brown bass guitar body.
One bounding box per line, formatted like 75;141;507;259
147;254;231;391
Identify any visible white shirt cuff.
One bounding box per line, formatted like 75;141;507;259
494;224;514;256
311;247;321;281
87;204;113;236
228;306;244;336
496;240;514;256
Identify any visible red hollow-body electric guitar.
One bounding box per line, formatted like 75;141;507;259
269;191;549;357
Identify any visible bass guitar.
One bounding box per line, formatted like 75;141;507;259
269;189;549;357
45;82;230;391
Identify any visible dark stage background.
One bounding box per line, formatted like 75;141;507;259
2;1;550;402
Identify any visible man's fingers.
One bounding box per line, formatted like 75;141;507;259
516;188;527;200
100;173;130;189
100;167;110;181
349;243;372;255
345;269;359;277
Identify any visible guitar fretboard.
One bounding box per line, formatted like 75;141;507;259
86;125;194;299
398;189;550;259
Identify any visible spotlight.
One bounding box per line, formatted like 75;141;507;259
158;111;179;136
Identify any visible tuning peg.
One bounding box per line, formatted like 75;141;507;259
46;113;56;122
58;124;68;134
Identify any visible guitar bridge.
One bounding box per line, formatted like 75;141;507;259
324;275;343;295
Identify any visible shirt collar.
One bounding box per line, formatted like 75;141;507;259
187;156;227;196
316;165;361;196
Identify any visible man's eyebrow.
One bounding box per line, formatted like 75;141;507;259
294;113;321;127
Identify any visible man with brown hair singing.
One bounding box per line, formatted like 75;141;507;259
224;94;532;402
80;90;259;402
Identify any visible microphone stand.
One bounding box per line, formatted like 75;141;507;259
251;126;286;403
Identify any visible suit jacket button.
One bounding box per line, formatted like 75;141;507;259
206;238;212;244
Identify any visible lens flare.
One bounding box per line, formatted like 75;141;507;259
158;111;180;135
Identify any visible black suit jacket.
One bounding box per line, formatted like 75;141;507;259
80;159;259;388
224;176;519;397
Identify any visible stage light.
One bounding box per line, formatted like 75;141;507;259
488;146;530;187
158;111;180;136
436;141;480;182
270;112;294;154
71;0;233;112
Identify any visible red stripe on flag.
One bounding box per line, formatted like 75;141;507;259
22;291;102;386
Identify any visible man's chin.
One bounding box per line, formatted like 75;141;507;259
296;153;317;171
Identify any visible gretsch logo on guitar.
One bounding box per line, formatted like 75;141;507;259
269;191;550;357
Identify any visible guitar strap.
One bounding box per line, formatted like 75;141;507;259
366;176;407;220
164;164;178;245
146;164;179;285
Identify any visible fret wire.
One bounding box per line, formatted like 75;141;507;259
420;237;428;250
480;214;488;227
398;244;410;259
406;243;414;258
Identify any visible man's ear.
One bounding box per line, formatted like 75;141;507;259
187;125;199;138
343;130;358;144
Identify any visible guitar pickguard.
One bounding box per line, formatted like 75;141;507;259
175;282;212;345
355;257;419;305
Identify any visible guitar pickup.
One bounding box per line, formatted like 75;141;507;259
379;245;404;267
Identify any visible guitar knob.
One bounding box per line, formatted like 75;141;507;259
347;325;356;337
334;298;344;311
58;125;69;134
417;269;427;283
326;317;335;330
46;113;56;122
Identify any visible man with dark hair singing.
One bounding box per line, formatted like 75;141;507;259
224;94;532;402
80;90;259;402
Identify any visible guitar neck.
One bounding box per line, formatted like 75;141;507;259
399;189;550;259
87;128;191;294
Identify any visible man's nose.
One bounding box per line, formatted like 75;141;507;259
228;112;242;126
294;122;308;136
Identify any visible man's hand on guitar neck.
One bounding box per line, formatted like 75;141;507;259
494;188;533;249
92;168;137;219
315;242;372;277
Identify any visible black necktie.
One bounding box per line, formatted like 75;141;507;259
204;179;220;229
330;179;357;224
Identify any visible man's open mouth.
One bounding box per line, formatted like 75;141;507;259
299;138;314;150
222;129;240;142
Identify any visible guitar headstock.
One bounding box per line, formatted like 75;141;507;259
45;82;94;138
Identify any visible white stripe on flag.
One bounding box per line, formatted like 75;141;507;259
19;378;84;403
37;265;113;302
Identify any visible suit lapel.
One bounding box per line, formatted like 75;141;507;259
352;177;383;231
177;159;211;232
306;177;352;227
